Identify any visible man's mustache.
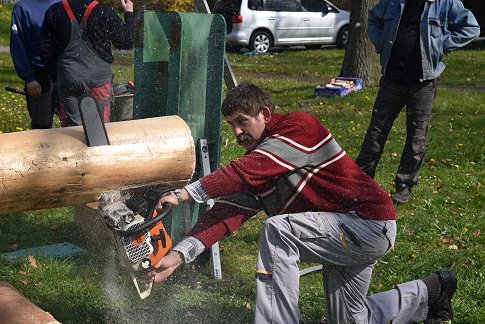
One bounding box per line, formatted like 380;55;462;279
237;134;252;145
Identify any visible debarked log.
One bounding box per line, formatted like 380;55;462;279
0;116;195;215
0;281;60;323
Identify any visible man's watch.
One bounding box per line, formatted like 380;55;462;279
173;189;184;205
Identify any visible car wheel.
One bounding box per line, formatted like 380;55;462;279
249;30;273;54
336;26;349;49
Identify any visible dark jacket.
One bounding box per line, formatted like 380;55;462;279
10;0;60;83
40;0;135;80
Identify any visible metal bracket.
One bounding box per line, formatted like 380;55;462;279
299;265;322;277
198;138;222;279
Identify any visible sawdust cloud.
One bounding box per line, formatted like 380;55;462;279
100;249;237;324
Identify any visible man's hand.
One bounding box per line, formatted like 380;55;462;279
26;80;42;99
120;0;133;13
143;251;184;285
156;192;179;211
155;189;190;211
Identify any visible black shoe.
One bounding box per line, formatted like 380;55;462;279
424;270;457;323
391;184;412;204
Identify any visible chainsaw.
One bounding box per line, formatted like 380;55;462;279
99;186;174;299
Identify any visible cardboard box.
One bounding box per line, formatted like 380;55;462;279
315;77;363;98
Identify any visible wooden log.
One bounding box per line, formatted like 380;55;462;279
0;116;195;215
0;281;60;324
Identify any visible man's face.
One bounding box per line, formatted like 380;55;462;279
225;110;267;150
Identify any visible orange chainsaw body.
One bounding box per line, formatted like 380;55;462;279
129;212;172;268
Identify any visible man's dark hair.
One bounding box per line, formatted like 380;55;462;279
221;82;275;117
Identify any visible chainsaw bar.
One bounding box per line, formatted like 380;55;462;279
79;95;109;146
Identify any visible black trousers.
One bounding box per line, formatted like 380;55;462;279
356;76;437;188
25;68;58;129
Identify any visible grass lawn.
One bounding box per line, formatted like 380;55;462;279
0;4;13;47
0;21;484;323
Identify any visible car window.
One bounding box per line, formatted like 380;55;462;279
248;0;264;10
300;0;329;13
264;0;301;12
213;0;242;13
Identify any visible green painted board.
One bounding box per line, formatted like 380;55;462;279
2;243;86;260
133;11;226;243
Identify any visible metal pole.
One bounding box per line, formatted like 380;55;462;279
194;0;238;90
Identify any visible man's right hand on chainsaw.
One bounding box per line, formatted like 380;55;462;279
143;251;184;285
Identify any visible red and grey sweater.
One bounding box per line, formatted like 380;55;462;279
188;112;395;248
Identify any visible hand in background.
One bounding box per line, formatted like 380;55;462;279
120;0;133;13
26;80;42;99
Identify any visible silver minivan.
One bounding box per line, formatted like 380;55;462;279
214;0;350;53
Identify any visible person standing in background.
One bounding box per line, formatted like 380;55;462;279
10;0;60;129
356;0;480;204
40;0;135;127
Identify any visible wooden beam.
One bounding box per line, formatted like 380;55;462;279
0;281;60;323
0;116;195;215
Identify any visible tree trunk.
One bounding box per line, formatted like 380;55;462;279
331;0;351;10
0;116;195;215
340;0;381;85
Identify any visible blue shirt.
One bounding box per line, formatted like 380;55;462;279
10;0;60;83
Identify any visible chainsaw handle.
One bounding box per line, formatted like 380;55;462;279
116;202;173;238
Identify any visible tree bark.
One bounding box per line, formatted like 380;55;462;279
0;116;195;215
331;0;351;10
340;0;381;85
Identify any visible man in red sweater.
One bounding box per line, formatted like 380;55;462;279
147;83;456;324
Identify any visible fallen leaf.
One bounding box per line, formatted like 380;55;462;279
7;243;19;251
462;259;475;269
441;238;452;244
20;278;29;285
28;255;38;268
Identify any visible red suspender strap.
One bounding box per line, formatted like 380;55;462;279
82;1;99;21
62;0;75;21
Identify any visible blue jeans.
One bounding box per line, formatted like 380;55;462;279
356;77;437;187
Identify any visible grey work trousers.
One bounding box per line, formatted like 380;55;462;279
356;77;437;187
254;211;429;324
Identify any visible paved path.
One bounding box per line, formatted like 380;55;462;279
0;46;134;54
1;45;482;91
236;71;485;92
